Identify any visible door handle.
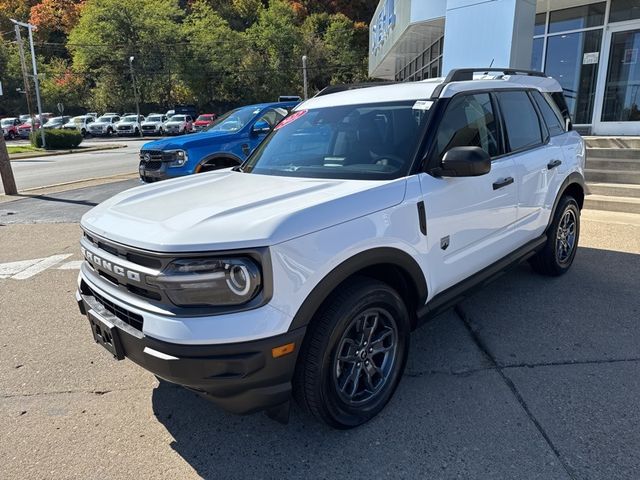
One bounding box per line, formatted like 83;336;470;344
547;159;562;170
492;177;514;190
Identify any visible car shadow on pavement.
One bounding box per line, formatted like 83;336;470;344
150;246;640;480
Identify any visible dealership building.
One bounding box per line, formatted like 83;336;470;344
369;0;640;135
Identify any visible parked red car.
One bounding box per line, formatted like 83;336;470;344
1;117;21;140
193;113;217;132
17;118;42;139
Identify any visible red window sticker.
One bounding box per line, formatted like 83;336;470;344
275;110;307;130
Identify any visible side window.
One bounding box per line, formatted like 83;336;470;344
257;109;278;128
531;90;565;137
496;91;543;151
433;93;500;160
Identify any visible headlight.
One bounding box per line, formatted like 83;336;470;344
167;149;188;167
147;257;261;307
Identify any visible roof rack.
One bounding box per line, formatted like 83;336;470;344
431;67;548;99
314;81;398;98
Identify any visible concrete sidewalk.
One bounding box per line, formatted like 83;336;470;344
0;211;639;479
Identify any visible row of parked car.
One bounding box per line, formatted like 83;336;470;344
1;110;219;140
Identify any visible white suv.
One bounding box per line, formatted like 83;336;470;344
76;68;585;429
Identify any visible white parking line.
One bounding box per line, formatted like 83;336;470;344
0;254;74;280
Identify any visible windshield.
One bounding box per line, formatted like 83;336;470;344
46;117;64;124
243;101;431;180
1;119;15;126
196;115;212;121
96;116;112;122
147;115;162;122
122;115;138;122
72;116;85;124
170;115;186;122
206;106;260;132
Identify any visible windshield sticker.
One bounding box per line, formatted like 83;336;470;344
275;110;308;130
412;100;433;111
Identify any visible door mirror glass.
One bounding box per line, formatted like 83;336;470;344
440;146;491;177
252;120;271;134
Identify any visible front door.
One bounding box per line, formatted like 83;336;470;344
593;25;640;134
419;92;518;297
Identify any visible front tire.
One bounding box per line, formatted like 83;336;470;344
530;195;580;276
294;277;410;429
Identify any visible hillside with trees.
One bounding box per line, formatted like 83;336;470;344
0;0;378;115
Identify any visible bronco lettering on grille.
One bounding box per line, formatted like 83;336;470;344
81;246;141;282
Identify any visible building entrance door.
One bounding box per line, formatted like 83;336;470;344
593;24;640;134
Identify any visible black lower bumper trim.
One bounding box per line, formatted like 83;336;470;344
78;292;306;415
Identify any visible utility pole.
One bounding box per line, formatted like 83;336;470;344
14;25;34;121
11;19;46;149
302;55;309;100
129;56;142;137
0;134;18;195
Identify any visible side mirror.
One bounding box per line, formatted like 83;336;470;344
438;146;491;177
252;120;271;135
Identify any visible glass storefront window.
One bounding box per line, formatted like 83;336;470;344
609;0;640;23
535;13;546;36
545;29;602;124
602;29;640;121
531;37;544;70
548;2;606;33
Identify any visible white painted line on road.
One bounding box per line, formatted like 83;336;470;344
0;258;43;279
0;254;73;280
57;260;83;270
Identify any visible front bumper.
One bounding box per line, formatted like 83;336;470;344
77;288;305;414
139;160;188;182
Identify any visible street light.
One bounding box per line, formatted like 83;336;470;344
129;56;142;137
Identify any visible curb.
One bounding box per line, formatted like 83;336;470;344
9;144;127;161
0;172;138;204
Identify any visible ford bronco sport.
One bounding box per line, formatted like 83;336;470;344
76;68;585;429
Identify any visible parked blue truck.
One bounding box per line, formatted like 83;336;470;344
138;101;297;182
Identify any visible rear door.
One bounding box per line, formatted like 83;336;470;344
419;92;519;296
498;90;565;240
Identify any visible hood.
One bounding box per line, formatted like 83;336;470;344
81;171;407;252
92;121;110;126
142;120;162;126
141;130;233;150
117;121;138;126
165;120;186;126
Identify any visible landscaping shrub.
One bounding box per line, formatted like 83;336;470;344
30;129;83;149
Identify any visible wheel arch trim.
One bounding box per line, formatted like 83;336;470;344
287;247;428;332
548;171;585;231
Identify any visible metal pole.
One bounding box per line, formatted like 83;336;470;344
302;55;308;100
26;24;46;149
14;25;34;121
129;56;142;137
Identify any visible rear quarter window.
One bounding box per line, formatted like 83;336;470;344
531;90;565;137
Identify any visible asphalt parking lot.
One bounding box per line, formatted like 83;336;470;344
1;183;639;479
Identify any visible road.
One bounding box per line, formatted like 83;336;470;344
1;139;143;194
0;183;639;479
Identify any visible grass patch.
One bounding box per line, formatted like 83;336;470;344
7;145;43;154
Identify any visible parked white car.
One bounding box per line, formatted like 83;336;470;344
88;115;121;137
163;114;193;135
76;68;585;429
115;115;144;137
63;115;95;137
140;114;168;136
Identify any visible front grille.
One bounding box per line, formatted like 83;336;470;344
142;125;156;131
117;125;132;131
83;282;144;331
140;150;164;161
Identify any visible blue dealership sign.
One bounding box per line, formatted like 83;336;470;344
371;0;397;55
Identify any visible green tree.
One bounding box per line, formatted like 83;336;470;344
324;14;368;84
67;0;184;111
181;1;246;109
244;0;303;102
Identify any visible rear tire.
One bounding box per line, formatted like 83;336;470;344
530;195;580;276
293;277;410;429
